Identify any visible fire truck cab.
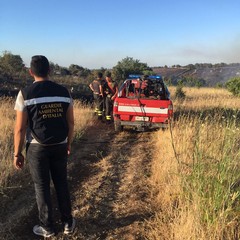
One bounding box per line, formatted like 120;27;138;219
113;75;173;131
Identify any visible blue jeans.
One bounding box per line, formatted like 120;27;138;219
27;143;72;230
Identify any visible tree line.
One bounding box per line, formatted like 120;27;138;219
0;51;153;84
0;51;239;97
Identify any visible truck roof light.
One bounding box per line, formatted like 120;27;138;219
148;75;162;79
128;74;142;79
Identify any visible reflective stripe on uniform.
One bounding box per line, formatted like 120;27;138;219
24;96;71;106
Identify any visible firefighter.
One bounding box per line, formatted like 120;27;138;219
89;72;104;118
102;72;118;122
141;75;152;97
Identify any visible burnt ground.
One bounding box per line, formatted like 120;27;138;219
1;121;156;240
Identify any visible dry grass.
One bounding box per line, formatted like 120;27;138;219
0;97;16;187
146;87;240;240
73;100;95;139
169;86;240;110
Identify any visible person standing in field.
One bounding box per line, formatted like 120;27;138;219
13;55;76;238
102;72;118;122
89;72;104;118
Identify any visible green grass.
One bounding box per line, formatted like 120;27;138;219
178;114;240;237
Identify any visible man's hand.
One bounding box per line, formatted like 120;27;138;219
67;143;72;155
13;153;25;170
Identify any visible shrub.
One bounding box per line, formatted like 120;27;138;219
225;77;240;96
175;85;186;99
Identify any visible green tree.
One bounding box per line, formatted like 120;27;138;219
69;64;84;76
225;77;240;96
68;64;91;77
175;81;186;100
112;56;153;81
0;51;25;78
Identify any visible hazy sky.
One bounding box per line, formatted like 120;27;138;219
1;0;240;69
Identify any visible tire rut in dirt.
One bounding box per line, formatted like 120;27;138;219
71;129;154;239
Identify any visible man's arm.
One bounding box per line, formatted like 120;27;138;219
89;82;94;92
14;110;27;169
99;84;103;96
112;84;119;100
66;105;74;155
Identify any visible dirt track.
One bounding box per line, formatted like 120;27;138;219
5;121;155;240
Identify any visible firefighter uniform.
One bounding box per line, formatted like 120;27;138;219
89;78;104;117
102;80;118;122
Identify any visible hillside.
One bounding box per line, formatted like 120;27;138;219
152;65;240;86
1;63;240;98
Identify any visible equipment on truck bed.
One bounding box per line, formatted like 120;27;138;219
113;75;173;131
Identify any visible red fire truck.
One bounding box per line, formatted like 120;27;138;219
113;75;173;131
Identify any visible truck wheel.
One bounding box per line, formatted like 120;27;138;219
114;122;123;132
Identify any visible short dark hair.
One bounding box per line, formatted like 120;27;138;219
97;72;103;78
30;55;50;77
106;72;111;77
143;75;149;80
